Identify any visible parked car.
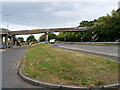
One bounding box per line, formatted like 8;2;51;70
115;39;120;42
49;39;55;44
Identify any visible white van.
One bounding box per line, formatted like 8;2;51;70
49;39;55;44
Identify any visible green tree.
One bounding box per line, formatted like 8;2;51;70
39;33;57;42
57;32;65;41
82;31;92;42
110;9;120;41
26;35;37;44
40;34;46;42
92;9;120;42
78;20;95;42
57;9;120;42
18;37;24;42
57;20;94;42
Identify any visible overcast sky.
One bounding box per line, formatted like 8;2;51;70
2;1;119;40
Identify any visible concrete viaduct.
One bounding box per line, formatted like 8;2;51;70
0;27;91;48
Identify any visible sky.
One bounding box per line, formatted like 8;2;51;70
1;1;119;41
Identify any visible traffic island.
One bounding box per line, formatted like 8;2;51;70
18;44;119;89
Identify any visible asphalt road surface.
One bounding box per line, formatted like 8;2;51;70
2;46;43;88
55;43;119;62
1;44;119;89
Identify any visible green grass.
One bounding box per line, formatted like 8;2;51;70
22;44;119;87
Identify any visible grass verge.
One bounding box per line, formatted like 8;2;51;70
22;44;119;87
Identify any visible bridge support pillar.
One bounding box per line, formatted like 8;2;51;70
45;32;49;44
0;35;3;46
15;41;17;46
5;35;8;48
10;36;14;48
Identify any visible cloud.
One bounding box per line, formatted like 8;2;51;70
1;2;118;40
1;23;40;31
2;2;118;28
2;0;120;2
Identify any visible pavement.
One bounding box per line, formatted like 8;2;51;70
55;43;119;62
2;46;43;88
0;49;6;52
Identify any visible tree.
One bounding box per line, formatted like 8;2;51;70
110;9;120;41
92;9;120;42
78;20;95;42
79;20;96;27
82;31;92;42
57;9;120;42
57;20;94;42
48;33;57;40
39;33;57;42
18;37;24;42
26;35;37;44
40;34;46;42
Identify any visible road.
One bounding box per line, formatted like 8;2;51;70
1;43;119;89
2;46;43;88
55;43;119;62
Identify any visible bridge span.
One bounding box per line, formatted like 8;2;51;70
0;27;91;48
9;27;91;35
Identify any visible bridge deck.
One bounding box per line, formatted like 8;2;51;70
1;27;91;35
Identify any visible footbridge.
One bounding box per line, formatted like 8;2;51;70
0;27;91;48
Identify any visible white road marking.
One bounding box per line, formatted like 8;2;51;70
11;60;21;71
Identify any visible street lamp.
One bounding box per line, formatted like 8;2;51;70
6;14;11;30
6;14;11;48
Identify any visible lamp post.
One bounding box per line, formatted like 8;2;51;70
6;14;11;48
